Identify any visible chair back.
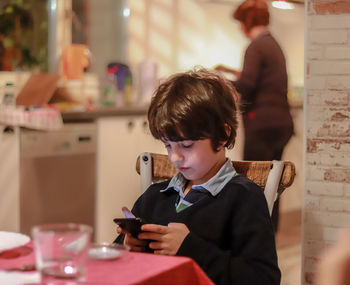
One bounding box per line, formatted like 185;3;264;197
136;152;296;215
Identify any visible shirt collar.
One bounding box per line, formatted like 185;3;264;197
160;158;237;197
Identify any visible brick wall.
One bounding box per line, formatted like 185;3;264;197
303;0;350;284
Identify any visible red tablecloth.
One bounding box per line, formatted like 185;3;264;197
0;243;214;285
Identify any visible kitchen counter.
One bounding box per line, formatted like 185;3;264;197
60;101;303;123
61;106;148;122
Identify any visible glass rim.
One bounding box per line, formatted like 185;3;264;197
32;223;93;234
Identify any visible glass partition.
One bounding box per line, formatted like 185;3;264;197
70;0;129;79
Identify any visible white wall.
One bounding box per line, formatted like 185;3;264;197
128;0;304;86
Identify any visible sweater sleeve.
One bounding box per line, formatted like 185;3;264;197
233;43;262;106
176;188;280;285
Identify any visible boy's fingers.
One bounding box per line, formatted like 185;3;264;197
128;235;148;246
154;249;169;255
138;232;163;241
130;245;146;252
141;224;168;234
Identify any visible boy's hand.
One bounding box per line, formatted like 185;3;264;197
138;223;190;255
116;226;148;252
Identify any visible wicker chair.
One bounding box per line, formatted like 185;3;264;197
136;152;296;215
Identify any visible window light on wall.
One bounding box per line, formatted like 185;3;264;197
271;0;295;10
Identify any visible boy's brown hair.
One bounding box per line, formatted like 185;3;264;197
233;0;269;32
148;68;239;151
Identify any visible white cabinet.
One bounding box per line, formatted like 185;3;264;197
0;72;29;232
0;126;20;232
96;116;165;243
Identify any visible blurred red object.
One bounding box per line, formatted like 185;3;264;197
0;245;32;259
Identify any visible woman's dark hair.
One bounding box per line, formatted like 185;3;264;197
148;68;239;151
233;0;269;32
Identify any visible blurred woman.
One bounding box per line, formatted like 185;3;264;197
216;0;294;232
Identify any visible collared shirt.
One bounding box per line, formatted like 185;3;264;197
160;158;238;212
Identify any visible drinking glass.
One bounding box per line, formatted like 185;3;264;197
32;223;92;284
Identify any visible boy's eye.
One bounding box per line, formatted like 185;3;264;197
181;142;194;148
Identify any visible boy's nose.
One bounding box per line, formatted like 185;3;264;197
169;151;183;164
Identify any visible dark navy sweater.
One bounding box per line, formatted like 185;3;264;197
116;175;280;285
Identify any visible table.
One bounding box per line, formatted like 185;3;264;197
0;243;214;285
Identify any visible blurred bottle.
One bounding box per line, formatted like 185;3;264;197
2;82;16;107
107;62;133;107
101;70;117;107
124;74;133;107
138;60;158;105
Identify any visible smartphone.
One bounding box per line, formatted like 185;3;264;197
113;217;144;238
122;206;135;218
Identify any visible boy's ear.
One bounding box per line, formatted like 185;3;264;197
224;124;231;138
224;124;231;146
217;124;231;151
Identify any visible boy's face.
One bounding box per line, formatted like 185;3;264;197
163;138;226;186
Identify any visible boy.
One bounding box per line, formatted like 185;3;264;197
115;69;280;285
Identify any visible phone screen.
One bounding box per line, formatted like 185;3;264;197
122;206;135;218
